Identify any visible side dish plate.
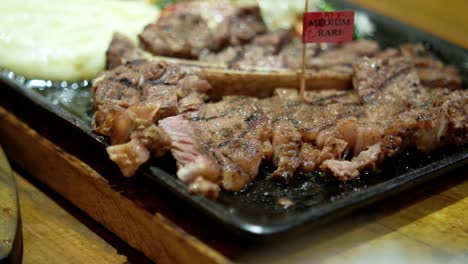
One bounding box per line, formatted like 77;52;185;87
0;1;467;239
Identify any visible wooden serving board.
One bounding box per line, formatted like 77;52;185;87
0;146;127;264
2;98;468;264
0;90;239;263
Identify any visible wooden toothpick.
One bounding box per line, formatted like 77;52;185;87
300;0;309;101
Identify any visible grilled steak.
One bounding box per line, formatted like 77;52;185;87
95;35;466;198
199;30;293;68
376;43;461;89
279;39;380;70
103;34;352;98
135;0;380;71
321;56;466;179
199;38;379;71
156;55;466;196
139;12;218;59
139;1;267;59
160;96;269;197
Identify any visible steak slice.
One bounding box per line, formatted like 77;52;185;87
226;4;268;46
230;44;282;69
321;143;382;180
389;89;468;153
93;60;210;127
352;56;419;103
139;12;218;59
199;37;380;71
196;29;293;68
279;39;380;69
377;43;462;89
159;115;221;198
268;56;466;181
185;97;270;192
270;118;302;182
318;56;468;179
93;60;211;177
198;46;243;66
107;139;151;177
160;97;273;194
139;1;266;59
308;40;380;69
106;33;148;70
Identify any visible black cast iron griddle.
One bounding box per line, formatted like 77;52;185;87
0;1;467;239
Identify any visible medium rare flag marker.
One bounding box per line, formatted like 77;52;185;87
299;1;355;100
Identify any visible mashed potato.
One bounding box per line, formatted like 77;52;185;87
0;0;159;81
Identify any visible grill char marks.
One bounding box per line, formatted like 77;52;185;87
92;61;211;176
187;97;270;192
164;58;467;191
157;54;466;194
159;97;271;196
376;43;462;89
321;56;467;179
353;57;417;103
95;40;466;198
157;92;363;190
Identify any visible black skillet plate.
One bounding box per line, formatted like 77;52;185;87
1;1;467;240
